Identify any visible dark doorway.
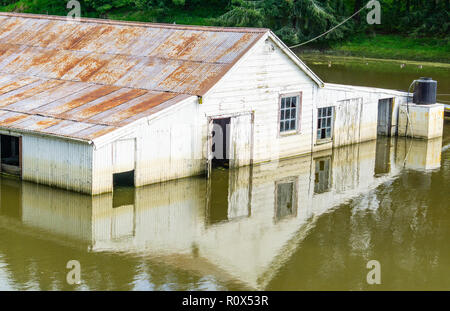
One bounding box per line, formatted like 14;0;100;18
113;170;135;208
211;118;230;168
1;134;21;176
377;98;393;136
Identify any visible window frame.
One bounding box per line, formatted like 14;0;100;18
316;106;334;142
313;156;332;194
274;177;298;223
278;92;302;136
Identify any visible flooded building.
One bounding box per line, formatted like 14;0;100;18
0;13;444;194
0;137;445;290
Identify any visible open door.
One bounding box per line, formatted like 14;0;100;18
377;98;393;136
229;113;253;168
0;134;22;177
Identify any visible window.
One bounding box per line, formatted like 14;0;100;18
317;107;334;140
275;179;298;222
280;95;300;133
314;157;331;194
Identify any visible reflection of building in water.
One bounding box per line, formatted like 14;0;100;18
314;157;331;194
395;137;442;171
0;137;443;290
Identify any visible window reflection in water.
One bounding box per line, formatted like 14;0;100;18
275;179;297;222
314;157;331;194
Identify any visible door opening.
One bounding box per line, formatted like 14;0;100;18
0;134;21;176
377;98;393;136
112;170;135;208
211;118;230;168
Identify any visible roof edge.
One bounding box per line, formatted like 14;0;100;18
267;31;324;87
0;12;270;33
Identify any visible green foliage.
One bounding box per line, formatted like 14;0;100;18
84;0;131;14
216;1;265;27
0;0;448;51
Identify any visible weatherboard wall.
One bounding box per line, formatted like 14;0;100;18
21;134;93;194
201;35;317;164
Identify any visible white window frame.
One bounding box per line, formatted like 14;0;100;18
278;92;302;136
317;106;334;142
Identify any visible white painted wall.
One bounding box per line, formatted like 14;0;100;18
315;83;410;151
21;134;92;193
91;96;204;194
201;35;318;163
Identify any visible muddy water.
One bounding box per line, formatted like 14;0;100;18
300;54;450;105
0;57;449;291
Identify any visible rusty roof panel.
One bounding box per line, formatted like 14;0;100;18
33;84;120;116
59;88;148;121
0;73;191;141
5;81;90;113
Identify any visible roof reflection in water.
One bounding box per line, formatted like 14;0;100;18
0;137;443;290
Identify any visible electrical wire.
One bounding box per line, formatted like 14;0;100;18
288;4;368;49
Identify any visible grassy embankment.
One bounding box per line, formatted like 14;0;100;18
300;34;449;63
0;2;448;63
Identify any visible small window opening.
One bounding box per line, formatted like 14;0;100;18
317;107;334;140
113;170;135;208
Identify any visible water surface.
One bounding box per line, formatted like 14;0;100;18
0;56;449;291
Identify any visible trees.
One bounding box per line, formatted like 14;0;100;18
0;0;447;45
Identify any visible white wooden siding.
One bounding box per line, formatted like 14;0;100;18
201;35;318;163
21;134;92;193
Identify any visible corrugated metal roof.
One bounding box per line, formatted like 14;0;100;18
0;13;267;95
0;13;268;141
0;73;190;140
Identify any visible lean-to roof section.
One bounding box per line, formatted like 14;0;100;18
0;73;190;141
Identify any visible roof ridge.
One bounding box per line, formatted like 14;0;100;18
0;12;270;34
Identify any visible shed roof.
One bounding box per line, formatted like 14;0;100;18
0;13;268;141
0;73;190;140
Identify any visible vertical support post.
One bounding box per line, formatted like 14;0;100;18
19;136;22;178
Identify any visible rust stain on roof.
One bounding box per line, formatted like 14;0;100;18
0;80;64;107
0;77;38;95
120;92;177;118
84;126;117;140
1;114;28;125
77;88;147;119
35;118;61;129
76;57;110;82
55;85;121;113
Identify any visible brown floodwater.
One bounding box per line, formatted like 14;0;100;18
0;56;449;291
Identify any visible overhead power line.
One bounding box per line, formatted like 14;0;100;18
288;4;368;49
